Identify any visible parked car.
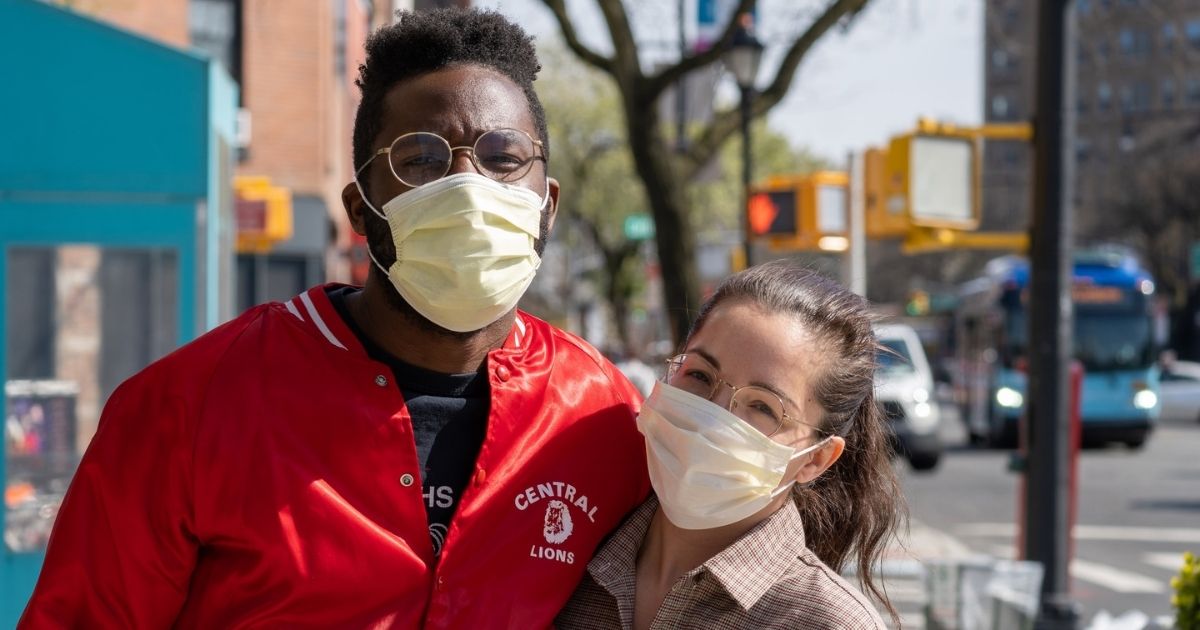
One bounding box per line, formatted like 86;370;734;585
875;323;942;471
1159;360;1200;424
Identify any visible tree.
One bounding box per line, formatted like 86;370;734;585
537;44;824;352
541;0;870;343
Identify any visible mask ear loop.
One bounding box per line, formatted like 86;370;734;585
353;174;393;279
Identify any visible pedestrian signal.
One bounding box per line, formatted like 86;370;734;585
748;190;797;236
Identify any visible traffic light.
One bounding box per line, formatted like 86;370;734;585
906;290;930;316
234;176;293;253
747;188;798;237
748;172;848;252
885;119;981;231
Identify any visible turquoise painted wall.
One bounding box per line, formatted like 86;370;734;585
0;0;237;622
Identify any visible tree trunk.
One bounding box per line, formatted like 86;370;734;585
625;97;700;346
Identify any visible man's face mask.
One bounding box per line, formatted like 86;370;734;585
355;171;549;333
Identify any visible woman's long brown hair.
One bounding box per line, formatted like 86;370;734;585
688;261;907;623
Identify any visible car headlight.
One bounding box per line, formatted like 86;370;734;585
912;388;930;404
1133;389;1157;410
996;387;1024;409
914;402;933;418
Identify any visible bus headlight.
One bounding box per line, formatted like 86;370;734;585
912;388;930;404
996;387;1024;409
1133;389;1157;410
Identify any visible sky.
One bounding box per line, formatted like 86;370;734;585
475;0;983;163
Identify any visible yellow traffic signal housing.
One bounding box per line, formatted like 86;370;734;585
885;121;981;231
749;171;849;252
234;176;294;253
864;146;908;238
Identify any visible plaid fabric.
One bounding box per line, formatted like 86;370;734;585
556;496;885;629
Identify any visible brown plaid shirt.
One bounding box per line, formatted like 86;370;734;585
556;496;885;629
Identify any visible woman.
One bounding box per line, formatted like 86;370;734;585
558;261;904;629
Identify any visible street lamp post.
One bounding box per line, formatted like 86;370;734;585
725;16;763;270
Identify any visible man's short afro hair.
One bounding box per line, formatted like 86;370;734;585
352;9;549;173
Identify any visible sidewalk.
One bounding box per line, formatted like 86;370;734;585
843;518;979;628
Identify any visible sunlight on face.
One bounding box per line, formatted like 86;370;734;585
684;300;829;449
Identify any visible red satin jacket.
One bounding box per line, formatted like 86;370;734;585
20;285;650;629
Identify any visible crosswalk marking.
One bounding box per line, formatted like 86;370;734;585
1069;559;1165;594
1143;552;1188;572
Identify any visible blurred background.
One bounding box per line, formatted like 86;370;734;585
2;0;1199;626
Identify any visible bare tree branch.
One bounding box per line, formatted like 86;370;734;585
542;0;615;75
643;0;758;102
595;0;643;81
682;0;869;177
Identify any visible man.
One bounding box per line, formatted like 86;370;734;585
21;10;649;629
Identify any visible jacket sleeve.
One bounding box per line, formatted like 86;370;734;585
19;372;198;628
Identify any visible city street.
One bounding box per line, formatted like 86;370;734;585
879;397;1200;626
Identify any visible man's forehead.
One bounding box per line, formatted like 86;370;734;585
378;64;535;142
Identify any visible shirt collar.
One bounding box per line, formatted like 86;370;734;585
585;497;657;592
702;497;809;611
586;495;809;613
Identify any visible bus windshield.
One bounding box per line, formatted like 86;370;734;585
1004;308;1154;371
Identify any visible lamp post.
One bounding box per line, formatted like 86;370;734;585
725;15;763;269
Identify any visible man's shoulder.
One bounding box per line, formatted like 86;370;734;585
518;311;641;403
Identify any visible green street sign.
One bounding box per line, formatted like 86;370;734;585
1191;242;1200;279
623;214;655;241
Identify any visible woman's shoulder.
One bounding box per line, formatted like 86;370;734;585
759;549;888;629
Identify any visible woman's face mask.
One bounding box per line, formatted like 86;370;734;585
355;172;549;333
637;381;831;530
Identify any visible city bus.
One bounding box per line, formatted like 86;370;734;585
954;248;1160;448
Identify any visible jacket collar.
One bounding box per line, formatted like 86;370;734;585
284;284;530;356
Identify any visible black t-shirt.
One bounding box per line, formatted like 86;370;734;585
326;287;489;557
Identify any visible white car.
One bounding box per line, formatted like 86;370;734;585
875;323;942;471
1159;360;1200;424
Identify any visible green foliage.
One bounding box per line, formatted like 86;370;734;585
686;121;829;236
1174;551;1200;630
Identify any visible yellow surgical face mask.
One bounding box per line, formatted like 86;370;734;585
357;172;546;333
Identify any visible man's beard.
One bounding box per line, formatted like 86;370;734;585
362;205;551;340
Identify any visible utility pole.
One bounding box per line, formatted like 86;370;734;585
1025;0;1080;627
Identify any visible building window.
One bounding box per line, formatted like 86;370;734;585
1133;81;1152;112
1164;22;1177;51
1097;40;1110;61
1119;28;1135;54
1120;85;1134;112
1097;83;1112;112
992;49;1010;69
991;95;1011;120
189;0;241;86
1077;94;1089;114
1078;0;1091;15
1162;79;1176;108
1188;79;1200;104
1187;19;1200;47
1076;138;1092;163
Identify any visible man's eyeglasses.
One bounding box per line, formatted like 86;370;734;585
356;128;546;188
665;354;810;438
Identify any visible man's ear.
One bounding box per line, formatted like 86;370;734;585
792;437;846;485
341;182;368;236
545;177;560;234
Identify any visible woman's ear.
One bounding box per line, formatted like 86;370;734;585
791;436;846;485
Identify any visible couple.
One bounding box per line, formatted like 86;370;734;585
21;9;902;629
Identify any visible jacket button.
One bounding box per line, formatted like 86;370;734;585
400;473;414;487
495;366;511;382
375;374;388;387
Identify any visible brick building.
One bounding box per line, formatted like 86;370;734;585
982;0;1200;234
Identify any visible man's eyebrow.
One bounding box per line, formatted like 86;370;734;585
689;346;801;413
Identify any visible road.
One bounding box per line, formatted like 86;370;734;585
878;399;1200;627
